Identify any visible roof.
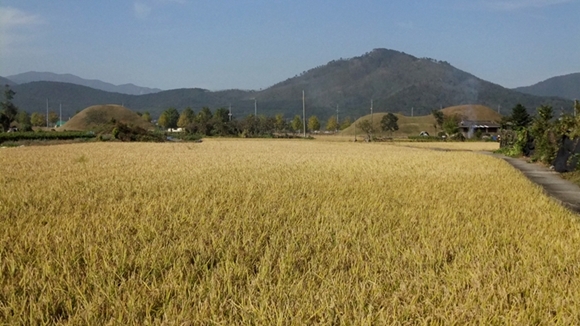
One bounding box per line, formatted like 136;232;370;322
459;120;500;128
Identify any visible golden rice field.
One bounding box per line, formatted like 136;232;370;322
1;140;580;324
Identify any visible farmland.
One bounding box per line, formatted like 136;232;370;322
1;140;580;324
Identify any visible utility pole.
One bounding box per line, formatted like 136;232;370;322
302;90;306;138
229;104;232;121
254;98;257;117
411;107;414;117
46;99;49;128
370;99;374;140
336;104;339;132
59;103;62;126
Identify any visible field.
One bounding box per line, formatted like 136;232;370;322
1;140;580;324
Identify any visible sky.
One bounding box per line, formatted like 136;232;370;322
0;0;579;91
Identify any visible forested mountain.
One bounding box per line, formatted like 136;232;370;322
0;76;17;87
514;73;580;100
5;48;574;121
7;71;162;95
254;49;571;118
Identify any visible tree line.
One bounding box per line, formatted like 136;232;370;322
154;107;352;137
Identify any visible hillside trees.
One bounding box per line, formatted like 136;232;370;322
381;113;399;135
1;85;19;131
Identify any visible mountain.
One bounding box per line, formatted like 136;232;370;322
8;49;574;121
11;81;252;121
514;73;580;100
6;71;162;95
252;48;572;119
0;76;17;87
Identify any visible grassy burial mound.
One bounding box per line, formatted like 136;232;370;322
339;113;438;138
58;104;153;131
340;104;500;138
441;104;501;121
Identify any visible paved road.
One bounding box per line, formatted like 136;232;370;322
483;153;580;214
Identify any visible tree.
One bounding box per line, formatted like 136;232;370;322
213;107;229;123
431;109;444;129
442;114;461;136
510;104;532;129
357;119;373;139
275;114;287;132
158;113;170;129
209;108;231;136
48;111;59;125
193;107;213;135
326;116;338;132
31;112;46;127
0;85;19;131
530;105;555;163
381;113;399;135
159;107;179;129
15;111;32;131
308;115;320;132
575;99;580;117
142;111;152;123
177;107;195;128
291;115;303;133
340;117;352;130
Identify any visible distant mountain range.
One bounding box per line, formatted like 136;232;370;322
514;73;580;100
2;49;576;121
5;71;162;95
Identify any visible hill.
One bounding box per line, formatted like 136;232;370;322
0;76;17;87
8;48;574;121
340;104;499;137
514;73;580;100
11;81;252;121
59;104;154;131
441;105;501;121
254;49;571;119
7;71;162;95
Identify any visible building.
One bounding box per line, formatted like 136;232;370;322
459;120;500;139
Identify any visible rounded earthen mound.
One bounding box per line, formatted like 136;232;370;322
59;105;154;131
441;105;501;121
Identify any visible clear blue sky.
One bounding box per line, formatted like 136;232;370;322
1;0;579;91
